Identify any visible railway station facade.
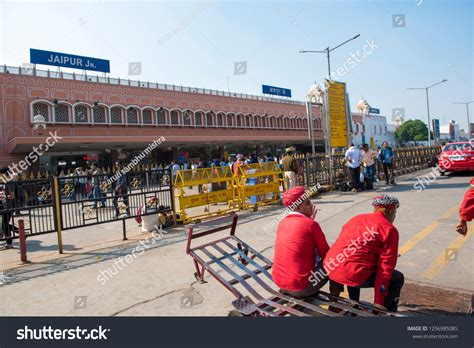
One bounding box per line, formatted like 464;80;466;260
0;65;324;173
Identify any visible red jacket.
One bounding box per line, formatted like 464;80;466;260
324;211;399;305
460;187;474;222
272;213;330;292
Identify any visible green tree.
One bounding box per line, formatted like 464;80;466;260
395;119;432;145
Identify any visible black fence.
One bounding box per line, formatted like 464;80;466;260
0;168;174;244
296;146;441;188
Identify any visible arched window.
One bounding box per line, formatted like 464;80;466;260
206;112;214;127
269;117;275;128
183;110;192;126
262;116;267;128
32;102;49;122
254;115;260;128
313;119;318;130
303;118;308;129
195;112;203;126
127;107;138;124
54;104;69;123
93;105;106;123
284;117;290;128
170;110;179;125
217;113;224;127
142;109;153;125
110;107;123;124
236;114;242;127
245;115;252;127
226;113;234;127
74;105;88;123
157;108;166;125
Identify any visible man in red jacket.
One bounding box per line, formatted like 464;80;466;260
272;186;331;297
456;178;474;236
324;194;403;312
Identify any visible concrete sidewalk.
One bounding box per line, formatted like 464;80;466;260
0;169;472;316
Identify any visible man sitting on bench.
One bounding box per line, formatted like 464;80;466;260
272;186;331;297
324;194;404;312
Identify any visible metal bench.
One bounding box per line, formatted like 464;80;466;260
186;214;402;317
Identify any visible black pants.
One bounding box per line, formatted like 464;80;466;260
348;166;360;190
280;262;341;298
113;188;130;215
383;163;395;184
1;212;15;246
348;269;404;312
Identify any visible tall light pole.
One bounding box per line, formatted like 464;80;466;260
300;34;360;79
452;101;474;137
300;34;360;148
408;79;448;146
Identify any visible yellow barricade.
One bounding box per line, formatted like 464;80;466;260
236;162;283;210
173;166;239;224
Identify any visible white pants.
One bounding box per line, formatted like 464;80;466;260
284;171;296;190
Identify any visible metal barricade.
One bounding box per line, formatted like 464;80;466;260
0;176;57;244
236;162;282;211
1;167;175;252
174;166;239;224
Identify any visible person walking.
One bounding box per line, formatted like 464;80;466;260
281;147;298;190
361;144;378;186
113;162;130;217
345;143;362;192
90;163;106;208
378;141;396;185
0;167;16;249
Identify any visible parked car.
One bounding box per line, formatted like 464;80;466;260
437;142;474;175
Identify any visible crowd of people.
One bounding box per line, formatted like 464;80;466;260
344;140;396;192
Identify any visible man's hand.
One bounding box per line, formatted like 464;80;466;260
456;219;468;236
311;204;318;220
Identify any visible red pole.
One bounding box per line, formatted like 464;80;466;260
18;219;28;263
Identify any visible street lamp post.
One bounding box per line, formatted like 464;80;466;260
300;34;360;78
408;79;448;146
452;101;474;138
300;34;360;184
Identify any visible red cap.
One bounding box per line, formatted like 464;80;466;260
282;186;307;207
470;178;474;187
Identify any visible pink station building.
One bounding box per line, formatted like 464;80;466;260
0;65;324;173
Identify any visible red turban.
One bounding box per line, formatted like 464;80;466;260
470;178;474;187
282;186;307;208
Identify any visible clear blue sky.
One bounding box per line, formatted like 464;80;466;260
1;0;472;129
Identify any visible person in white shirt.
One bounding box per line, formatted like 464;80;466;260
345;143;362;191
171;161;181;177
140;197;159;232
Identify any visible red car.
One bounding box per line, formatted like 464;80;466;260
438;141;474;175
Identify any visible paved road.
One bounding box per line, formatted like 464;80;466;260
0;169;472;316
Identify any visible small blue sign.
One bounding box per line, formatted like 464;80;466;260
432;119;440;139
262;85;292;98
30;48;110;73
369;107;380;114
